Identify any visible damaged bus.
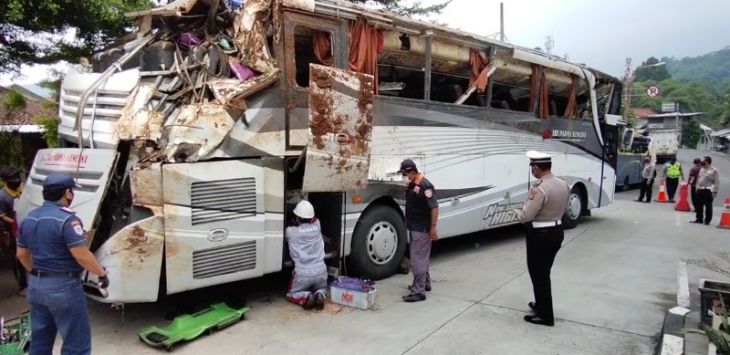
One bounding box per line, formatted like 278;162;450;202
16;0;623;304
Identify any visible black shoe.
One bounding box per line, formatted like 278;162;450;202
314;293;325;310
669;200;675;203
524;314;554;326
644;201;651;203
303;294;315;310
705;221;711;225
528;302;537;311
690;220;702;224
403;293;426;302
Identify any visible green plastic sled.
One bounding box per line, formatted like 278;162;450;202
138;303;249;351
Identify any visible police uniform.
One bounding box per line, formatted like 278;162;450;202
664;161;684;202
516;151;569;326
399;159;439;301
17;173;93;355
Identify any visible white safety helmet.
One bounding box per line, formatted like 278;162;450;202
293;200;315;219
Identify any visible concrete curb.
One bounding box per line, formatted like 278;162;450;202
659;306;690;355
658;261;692;355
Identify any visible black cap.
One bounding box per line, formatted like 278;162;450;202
397;159;417;174
0;166;20;180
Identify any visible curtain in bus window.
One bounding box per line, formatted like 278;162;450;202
349;17;383;94
469;49;490;94
564;74;578;118
539;70;549;119
529;64;539;113
312;30;333;66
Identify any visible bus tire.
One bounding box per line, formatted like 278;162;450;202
350;205;407;280
562;186;584;230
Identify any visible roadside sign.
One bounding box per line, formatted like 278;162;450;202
646;86;660;97
662;102;677;113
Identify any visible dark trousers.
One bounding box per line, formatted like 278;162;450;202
638;179;654;202
526;226;564;322
666;177;679;201
691;186;697;211
695;189;714;224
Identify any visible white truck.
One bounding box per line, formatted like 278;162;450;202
646;130;678;164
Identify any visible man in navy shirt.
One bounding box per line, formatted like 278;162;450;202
17;172;109;355
398;159;439;302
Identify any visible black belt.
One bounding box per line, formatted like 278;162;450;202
30;270;81;278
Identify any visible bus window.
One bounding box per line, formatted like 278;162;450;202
292;26;333;87
378;64;425;100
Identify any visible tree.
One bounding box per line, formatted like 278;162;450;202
683;120;701;148
0;0;151;74
634;56;671;82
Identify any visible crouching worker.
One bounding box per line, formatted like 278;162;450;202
286;200;327;310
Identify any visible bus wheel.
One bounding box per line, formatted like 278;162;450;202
562;187;584;230
350;205;407;280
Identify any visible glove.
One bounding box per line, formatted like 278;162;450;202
98;274;110;289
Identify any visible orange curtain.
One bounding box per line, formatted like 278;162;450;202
529;64;539;113
563;75;578;118
349;17;382;94
539;71;550;119
469;49;490;94
312;30;333;66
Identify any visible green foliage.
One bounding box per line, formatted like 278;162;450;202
631;79;726;127
0;132;24;172
32;115;59;148
0;0;151;73
3;89;27;112
634;57;671;82
347;0;452;16
684;120;701;148
663;47;730;84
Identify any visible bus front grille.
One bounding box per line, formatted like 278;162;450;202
192;241;257;279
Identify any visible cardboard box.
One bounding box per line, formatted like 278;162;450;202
330;285;376;310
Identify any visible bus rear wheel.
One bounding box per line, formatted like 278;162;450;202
562;187;584;230
349;205;407;280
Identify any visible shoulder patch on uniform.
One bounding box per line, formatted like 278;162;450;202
528;190;537;200
413;185;421;194
71;220;84;236
60;207;76;214
424;189;433;198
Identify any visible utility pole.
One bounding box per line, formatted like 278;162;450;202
622;57;633;120
500;3;504;42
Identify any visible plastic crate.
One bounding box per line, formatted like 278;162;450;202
699;279;730;326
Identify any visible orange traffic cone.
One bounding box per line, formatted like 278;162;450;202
675;182;691;211
718;197;730;229
656;180;669;203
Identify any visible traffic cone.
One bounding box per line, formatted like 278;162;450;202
674;182;691;211
656;180;669;203
718;197;730;229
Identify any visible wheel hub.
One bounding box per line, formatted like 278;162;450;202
567;193;582;220
366;222;398;265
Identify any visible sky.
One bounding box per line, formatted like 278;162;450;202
421;0;730;77
2;0;729;86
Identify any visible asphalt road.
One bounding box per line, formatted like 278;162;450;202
0;148;728;355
